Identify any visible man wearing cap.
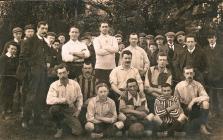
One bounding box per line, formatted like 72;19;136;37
23;24;35;40
2;27;23;56
19;21;49;128
146;34;154;47
115;33;125;66
19;24;35;116
164;31;183;86
138;33;147;49
155;35;168;53
204;32;223;118
176;31;186;49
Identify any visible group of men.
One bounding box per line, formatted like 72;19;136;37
0;20;223;138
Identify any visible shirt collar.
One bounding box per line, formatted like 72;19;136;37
70;39;79;44
129;45;139;49
58;79;70;86
188;47;195;54
154;65;168;73
120;65;133;70
83;74;93;79
184;80;196;87
95;96;109;103
36;34;43;40
100;33;109;37
168;42;174;46
127;92;139;101
14;38;19;43
6;52;14;58
210;42;216;48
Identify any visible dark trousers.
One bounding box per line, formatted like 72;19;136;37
95;69;112;85
79;106;87;128
146;94;156;114
66;62;83;79
124;114;154;131
0;77;17;112
23;68;47;122
181;103;208;133
208;87;223;115
93;122;119;136
49;104;83;135
108;90;120;113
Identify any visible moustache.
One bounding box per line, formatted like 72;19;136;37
188;77;193;80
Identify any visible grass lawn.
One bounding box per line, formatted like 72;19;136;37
0;113;222;140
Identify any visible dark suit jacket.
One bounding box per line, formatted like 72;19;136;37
179;47;207;73
16;35;48;81
164;43;184;83
204;44;223;87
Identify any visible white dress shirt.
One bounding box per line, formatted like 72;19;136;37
123;45;150;71
93;34;119;69
62;39;90;62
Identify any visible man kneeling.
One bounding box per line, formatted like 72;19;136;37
46;63;83;138
85;82;124;138
119;78;155;137
154;83;187;136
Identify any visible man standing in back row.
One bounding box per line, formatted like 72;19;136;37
18;21;49;128
93;21;119;84
62;25;90;79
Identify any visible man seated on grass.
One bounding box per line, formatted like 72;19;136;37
154;83;187;136
46;63;83;138
174;66;211;135
85;82;124;138
119;78;155;137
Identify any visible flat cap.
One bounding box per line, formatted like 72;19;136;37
146;34;154;39
138;32;146;37
155;35;165;40
24;24;34;30
12;27;23;33
165;32;175;37
176;31;185;37
47;32;56;37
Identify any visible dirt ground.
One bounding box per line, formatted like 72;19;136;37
0;113;223;140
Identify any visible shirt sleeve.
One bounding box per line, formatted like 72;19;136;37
109;68;118;86
142;50;150;70
169;97;181;118
174;85;180;100
75;83;83;111
104;37;119;53
61;44;74;62
93;38;110;56
46;83;64;105
144;69;151;88
119;98;126;111
135;69;144;92
154;98;167;117
109;100;118;123
166;75;172;85
82;43;90;58
197;83;209;102
86;98;95;122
